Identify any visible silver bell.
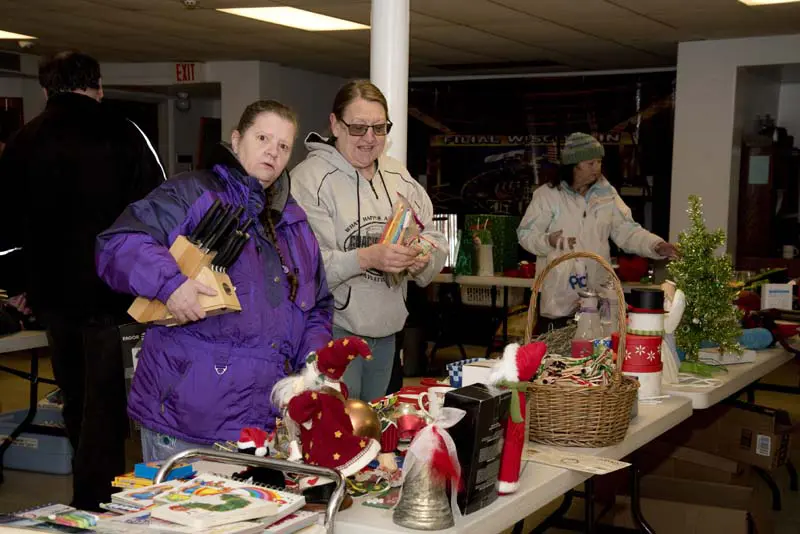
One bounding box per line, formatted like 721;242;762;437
393;463;454;530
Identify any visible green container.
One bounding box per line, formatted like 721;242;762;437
463;214;521;273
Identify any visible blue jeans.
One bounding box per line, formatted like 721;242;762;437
333;325;395;403
140;427;207;463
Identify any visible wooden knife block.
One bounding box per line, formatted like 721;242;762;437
128;235;242;326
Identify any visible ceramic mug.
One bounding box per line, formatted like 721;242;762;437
420;386;455;419
783;245;799;260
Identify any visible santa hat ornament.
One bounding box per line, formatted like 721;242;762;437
489;342;547;495
237;427;269;457
313;336;372;382
287;390;380;478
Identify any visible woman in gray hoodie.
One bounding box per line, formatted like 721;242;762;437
291;80;448;402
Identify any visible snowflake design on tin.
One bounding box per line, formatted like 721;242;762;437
635;345;646;356
646;350;656;362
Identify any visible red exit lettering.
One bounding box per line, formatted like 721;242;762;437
176;63;196;82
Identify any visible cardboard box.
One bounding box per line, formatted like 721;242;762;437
717;402;795;471
661;401;796;471
605;475;771;534
649;445;745;485
761;283;793;311
461;360;497;387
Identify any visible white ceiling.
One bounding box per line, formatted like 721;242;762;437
1;0;800;77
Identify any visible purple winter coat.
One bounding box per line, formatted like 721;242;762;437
96;148;333;444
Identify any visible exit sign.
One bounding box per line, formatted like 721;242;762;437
176;63;196;83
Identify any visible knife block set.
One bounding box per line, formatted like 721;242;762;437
128;200;252;326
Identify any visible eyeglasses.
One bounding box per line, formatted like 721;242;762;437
339;118;393;137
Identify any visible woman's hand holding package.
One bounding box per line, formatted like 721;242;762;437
548;230;577;250
358;243;417;273
408;252;431;277
166;278;218;324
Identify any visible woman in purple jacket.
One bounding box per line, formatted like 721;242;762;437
97;100;333;461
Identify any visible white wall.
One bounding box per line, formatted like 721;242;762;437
778;82;800;138
0;54;45;122
172;97;220;172
670;34;800;252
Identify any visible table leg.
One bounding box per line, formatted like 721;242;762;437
584;477;596;534
502;287;509;347
787;460;798;492
0;348;55;484
754;466;782;511
485;285;498;358
629;464;655;534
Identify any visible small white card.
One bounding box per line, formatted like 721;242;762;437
524;446;630;475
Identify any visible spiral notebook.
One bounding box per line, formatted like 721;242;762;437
154;473;306;528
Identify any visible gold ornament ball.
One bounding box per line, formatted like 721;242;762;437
345;399;381;441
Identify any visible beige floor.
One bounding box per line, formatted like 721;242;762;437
1;344;800;533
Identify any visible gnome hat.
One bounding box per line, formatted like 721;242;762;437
237;427;268;457
287;390;380;478
491;342;547;383
313;336;372;381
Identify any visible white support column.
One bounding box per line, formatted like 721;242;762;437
370;0;410;165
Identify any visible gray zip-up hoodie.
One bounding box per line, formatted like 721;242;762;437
291;133;448;338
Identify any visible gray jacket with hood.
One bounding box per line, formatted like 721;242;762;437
291;133;448;338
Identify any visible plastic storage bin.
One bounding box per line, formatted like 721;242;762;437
0;408;72;475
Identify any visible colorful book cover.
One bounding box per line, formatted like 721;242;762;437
111;480;184;508
41;510;98;529
151;493;278;529
156;473;305;526
13;503;75;520
134;461;195;481
262;510;321;534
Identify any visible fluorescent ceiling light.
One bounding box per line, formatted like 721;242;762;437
217;7;369;31
739;0;800;5
0;30;36;40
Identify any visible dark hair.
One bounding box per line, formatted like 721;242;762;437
238;100;301;303
259;188;298;302
548;164;576;188
38;51;101;96
235;99;298;136
332;80;389;121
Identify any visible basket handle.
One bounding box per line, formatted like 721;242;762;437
524;250;627;372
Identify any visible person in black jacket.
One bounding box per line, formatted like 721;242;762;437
0;51;164;510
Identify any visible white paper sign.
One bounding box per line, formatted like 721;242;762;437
524;446;630;475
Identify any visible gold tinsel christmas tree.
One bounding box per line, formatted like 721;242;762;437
667;196;742;364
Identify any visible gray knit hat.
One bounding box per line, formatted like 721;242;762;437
561;132;605;165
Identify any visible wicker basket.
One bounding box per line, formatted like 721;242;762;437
525;251;639;448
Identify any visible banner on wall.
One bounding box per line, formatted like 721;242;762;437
430;132;630;147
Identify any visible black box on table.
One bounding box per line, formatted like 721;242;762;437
118;322;148;435
444;383;510;515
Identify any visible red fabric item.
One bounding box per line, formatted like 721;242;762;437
287;390;380;478
430;427;460;485
314;336;372;381
495;342;546;494
380;421;400;453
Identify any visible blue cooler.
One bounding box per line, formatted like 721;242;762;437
0;408;72;475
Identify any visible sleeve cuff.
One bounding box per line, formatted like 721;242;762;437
156;272;188;304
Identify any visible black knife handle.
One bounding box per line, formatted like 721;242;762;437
212;230;240;268
189;199;221;244
205;207;241;252
223;234;250;270
202;205;231;250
